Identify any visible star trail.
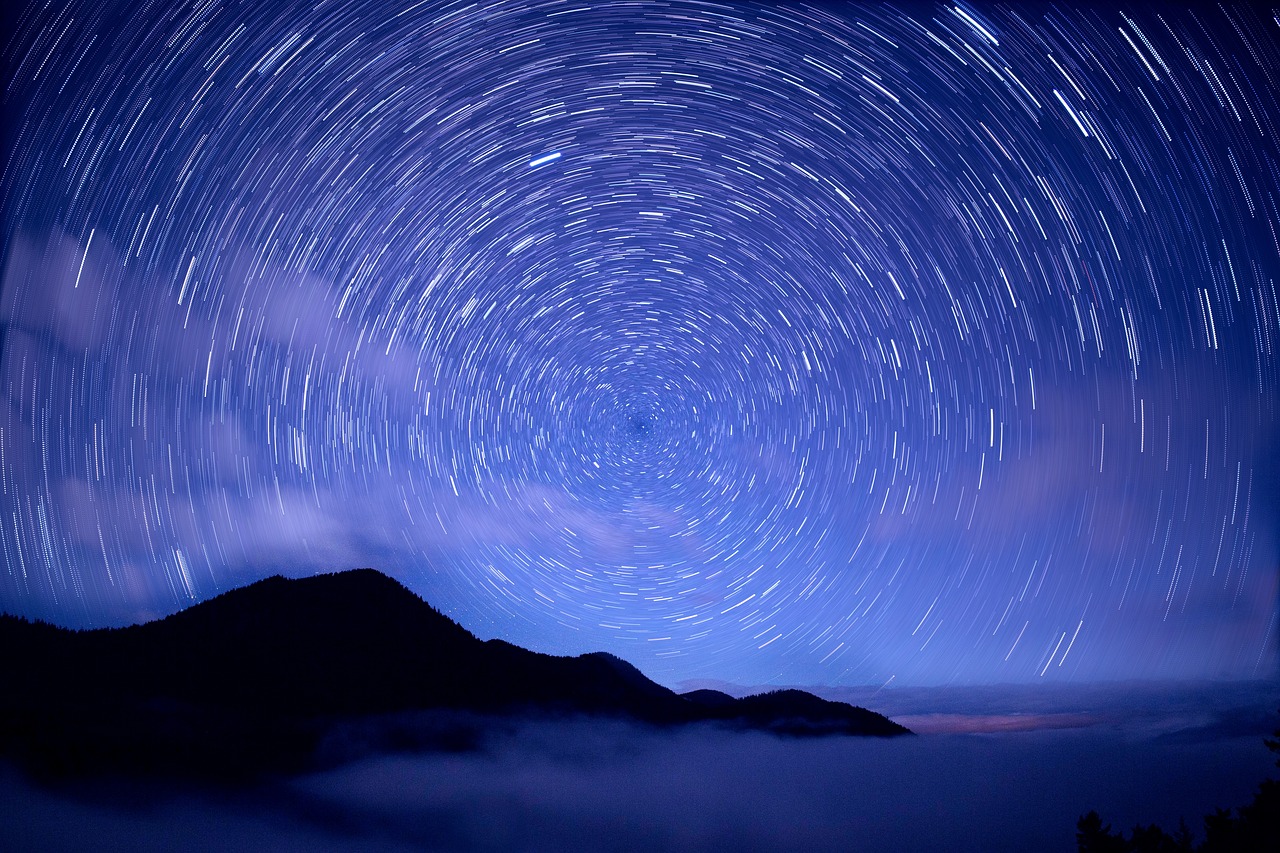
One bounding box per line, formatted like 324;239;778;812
1;0;1277;686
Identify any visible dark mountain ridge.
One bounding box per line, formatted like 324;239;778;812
1;568;909;779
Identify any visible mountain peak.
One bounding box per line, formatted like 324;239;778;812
1;567;910;779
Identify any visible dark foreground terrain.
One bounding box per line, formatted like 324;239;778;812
0;569;908;780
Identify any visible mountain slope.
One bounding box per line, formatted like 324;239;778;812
0;568;909;778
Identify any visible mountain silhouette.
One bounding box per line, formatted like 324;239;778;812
0;568;909;779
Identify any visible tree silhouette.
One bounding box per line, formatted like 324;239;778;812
1078;710;1280;852
1197;714;1280;852
1076;811;1127;853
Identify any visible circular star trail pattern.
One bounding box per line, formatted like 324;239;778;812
2;0;1278;685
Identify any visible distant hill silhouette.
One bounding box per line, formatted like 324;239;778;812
0;568;909;779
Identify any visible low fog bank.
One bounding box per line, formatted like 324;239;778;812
4;709;1276;853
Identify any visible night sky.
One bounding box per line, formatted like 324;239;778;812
2;0;1277;689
